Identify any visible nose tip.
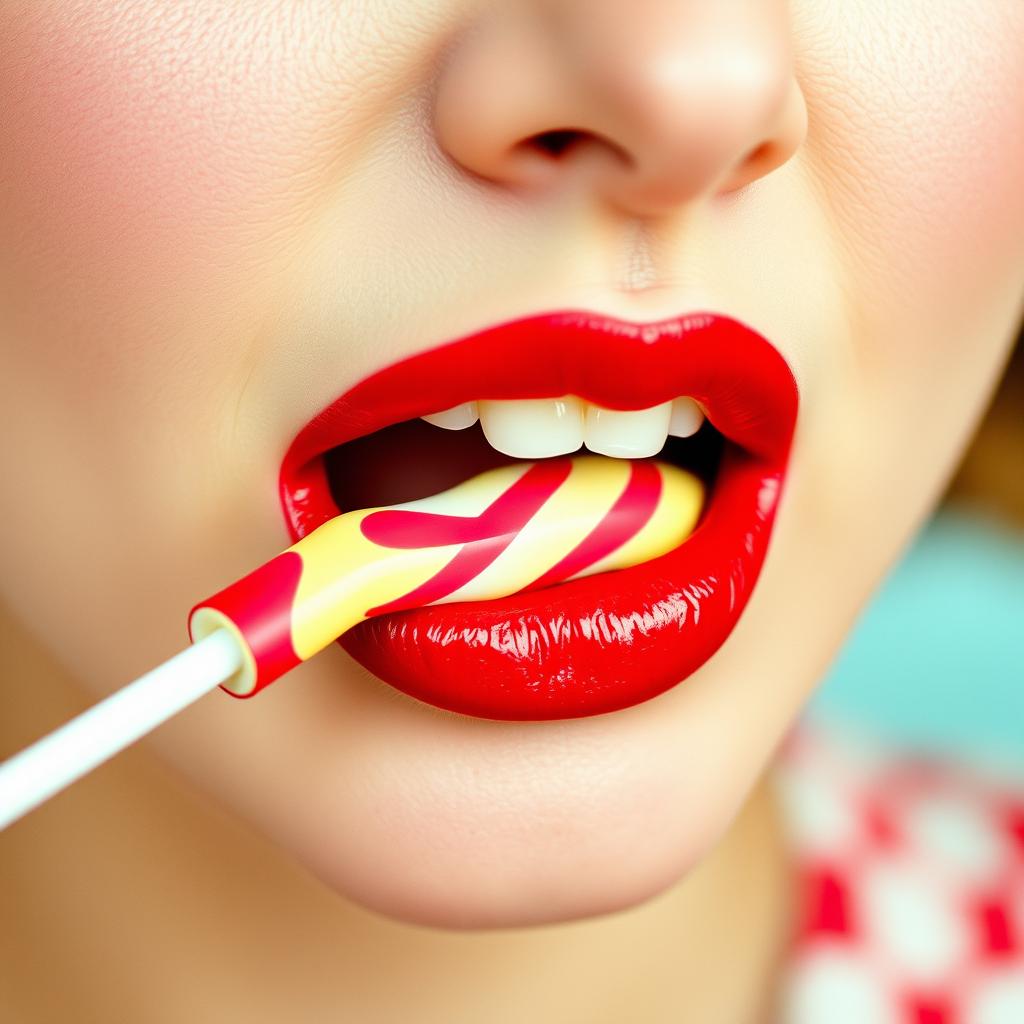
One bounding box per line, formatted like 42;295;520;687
433;0;808;219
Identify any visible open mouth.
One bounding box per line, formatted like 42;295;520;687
279;311;799;721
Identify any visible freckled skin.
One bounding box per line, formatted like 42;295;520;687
0;0;1022;1017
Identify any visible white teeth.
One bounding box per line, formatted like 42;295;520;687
477;396;584;457
423;395;705;457
668;397;705;438
421;402;479;430
584;401;672;458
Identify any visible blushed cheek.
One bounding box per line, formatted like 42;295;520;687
788;0;1024;532
884;5;1024;243
0;0;397;388
800;0;1024;308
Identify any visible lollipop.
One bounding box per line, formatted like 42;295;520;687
0;454;703;828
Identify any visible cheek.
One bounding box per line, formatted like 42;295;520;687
1;2;351;352
800;0;1024;295
790;0;1024;555
0;0;424;677
0;0;435;391
0;3;313;685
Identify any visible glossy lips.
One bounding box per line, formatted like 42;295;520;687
279;311;799;720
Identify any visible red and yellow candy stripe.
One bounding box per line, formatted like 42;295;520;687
189;454;703;697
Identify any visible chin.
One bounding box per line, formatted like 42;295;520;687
325;862;691;932
268;697;748;931
296;790;724;937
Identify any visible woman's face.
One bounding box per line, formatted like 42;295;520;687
1;0;1022;928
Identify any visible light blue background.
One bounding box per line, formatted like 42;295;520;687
805;504;1024;762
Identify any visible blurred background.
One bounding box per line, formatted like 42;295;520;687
806;328;1024;763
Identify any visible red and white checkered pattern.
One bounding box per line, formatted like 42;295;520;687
773;719;1024;1023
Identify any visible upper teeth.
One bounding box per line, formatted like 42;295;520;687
421;396;705;458
420;402;479;431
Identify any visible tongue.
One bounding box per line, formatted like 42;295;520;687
324;419;523;511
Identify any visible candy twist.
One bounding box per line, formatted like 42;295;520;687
189;454;703;696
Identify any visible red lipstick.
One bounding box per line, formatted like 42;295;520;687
279;311;798;720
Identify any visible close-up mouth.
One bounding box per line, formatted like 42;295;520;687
279;311;799;721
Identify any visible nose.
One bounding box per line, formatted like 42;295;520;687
433;0;808;218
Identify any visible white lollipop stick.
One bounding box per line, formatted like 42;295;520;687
0;628;242;831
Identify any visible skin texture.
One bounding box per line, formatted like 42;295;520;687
1;0;1022;1018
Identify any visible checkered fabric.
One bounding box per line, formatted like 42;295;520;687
773;719;1024;1024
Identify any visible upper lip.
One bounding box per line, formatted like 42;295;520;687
279;309;798;537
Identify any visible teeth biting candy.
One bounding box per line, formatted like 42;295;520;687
190;454;704;696
0;453;702;828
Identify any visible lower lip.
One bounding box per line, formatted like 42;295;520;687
340;446;782;720
280;312;797;721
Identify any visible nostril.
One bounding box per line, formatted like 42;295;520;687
741;141;777;173
529;128;583;157
746;142;772;162
716;142;778;196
